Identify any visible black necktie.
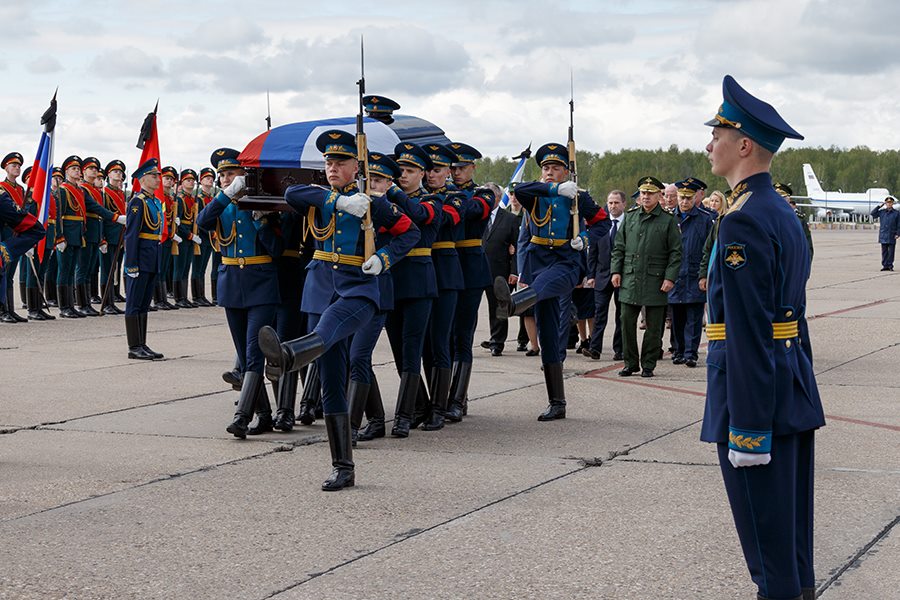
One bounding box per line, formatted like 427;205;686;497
610;218;618;239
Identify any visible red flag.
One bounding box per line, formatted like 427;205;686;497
133;102;167;239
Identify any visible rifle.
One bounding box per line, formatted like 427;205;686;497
568;70;580;237
265;90;272;131
356;36;375;260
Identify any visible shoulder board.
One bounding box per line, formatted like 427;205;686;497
725;191;753;215
627;205;640;212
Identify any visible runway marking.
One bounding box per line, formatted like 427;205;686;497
825;414;900;433
808;298;891;320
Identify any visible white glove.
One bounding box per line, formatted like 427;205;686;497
192;234;202;244
173;234;183;243
127;271;139;279
175;217;181;226
56;240;67;253
557;181;578;199
116;215;127;225
99;242;108;254
223;175;246;199
728;450;772;468
335;193;370;218
25;248;34;258
570;236;584;251
361;254;383;275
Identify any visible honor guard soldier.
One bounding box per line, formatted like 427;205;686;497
494;143;610;420
0;152;27;322
152;166;179;310
122;159;165;360
173;168;203;308
191;167;217;306
100;160;129;315
43;167;64;309
197;148;282;437
258;129;419;491
1;182;45;301
17;166;51;321
775;182;814;263
701;75;824;600
76;157;120;316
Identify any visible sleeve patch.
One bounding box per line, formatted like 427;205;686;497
723;243;747;270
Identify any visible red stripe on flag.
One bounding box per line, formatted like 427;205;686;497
238;130;269;168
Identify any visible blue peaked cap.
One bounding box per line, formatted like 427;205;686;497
705;75;803;153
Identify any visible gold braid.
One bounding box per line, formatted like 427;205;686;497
306;206;335;242
530;201;552;228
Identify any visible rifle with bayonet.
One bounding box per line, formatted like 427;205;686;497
356;36;375;260
568;71;580;237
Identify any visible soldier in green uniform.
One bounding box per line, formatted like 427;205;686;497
774;183;814;263
611;176;682;377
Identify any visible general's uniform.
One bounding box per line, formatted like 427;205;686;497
100;160;129;315
700;75;824;600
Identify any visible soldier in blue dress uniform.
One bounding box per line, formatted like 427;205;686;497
191;167;217;306
0;152;27;323
0;180;45;307
700;75;825;600
173;168;203;308
197;148;283;439
494;143;610;420
75;156;119;316
258;129;419;491
123;159;165;360
99;160;129;315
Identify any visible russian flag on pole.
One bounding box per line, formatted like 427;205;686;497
26;91;57;260
500;144;532;208
133;101;167;239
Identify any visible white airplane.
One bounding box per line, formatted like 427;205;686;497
798;163;893;219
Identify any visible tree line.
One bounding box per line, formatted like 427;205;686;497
475;146;900;201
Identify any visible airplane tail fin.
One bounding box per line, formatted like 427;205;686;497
803;164;825;196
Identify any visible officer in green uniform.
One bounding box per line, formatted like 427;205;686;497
611;176;682;377
774;183;814;263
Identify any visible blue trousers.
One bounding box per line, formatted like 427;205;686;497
350;312;386;384
717;431;815;600
225;304;277;374
310;296;378;415
671;302;705;360
75;243;99;285
531;262;580;366
589;282;622;355
124;271;158;316
192;240;213;279
452;288;483;364
99;244;122;293
158;242;174;280
57;246;79;286
880;243;895;268
424;289;458;371
174;240;194;280
386;297;433;374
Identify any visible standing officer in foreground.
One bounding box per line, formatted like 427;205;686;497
610;176;682;378
701;75;824;600
869;195;899;271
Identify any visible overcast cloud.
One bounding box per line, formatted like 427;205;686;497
2;0;896;172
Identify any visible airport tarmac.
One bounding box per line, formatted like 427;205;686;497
0;229;897;599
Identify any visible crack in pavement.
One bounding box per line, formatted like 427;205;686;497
816;514;900;597
814;342;900;376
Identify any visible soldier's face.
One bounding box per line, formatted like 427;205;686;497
426;166;450;189
677;195;694;212
141;172;161;193
83;166;99;182
66;165;82;182
398;165;424;193
108;170;124;187
707;127;743;178
541;163;568;184
369;174;392;194
200;175;214;188
325;158;358;188
162;175;175;189
450;164;475;185
182;178;196;192
6;163;21;179
219;168;244;187
639;190;661;211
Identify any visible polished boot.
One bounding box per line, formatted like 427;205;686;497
296;361;320;425
89;276;101;304
174;280;195;309
101;286;124;315
390;372;420;438
161;281;177;309
322;413;355;491
227;372;262;439
538;362;566;421
445;362;472;423
26;288;54;321
44;277;58;307
6;286;26;322
801;588;816;600
348;379;371;447
210;276;218;304
152;282;170;310
273;370;299;431
19;281;27;309
259;326;325;375
139;313;164;359
494;276;538;320
125;315;155;360
76;284;100;316
247;382;273;435
114;279;126;303
422;367;452;431
357;377;386;441
191;278;213;307
412;377;430;429
57;285;84;318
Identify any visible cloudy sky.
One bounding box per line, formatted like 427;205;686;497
3;0;896;173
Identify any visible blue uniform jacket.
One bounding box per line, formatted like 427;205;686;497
283;183;419;314
386;184;441;300
57;182;114;247
197;190;283;309
668;205;714;304
276;211;312;309
700;172;825;454
0;191;44;274
871;206;900;244
514;181;610;284
81;184;116;244
428;184;465;291
123;190;163;275
454;181;493;290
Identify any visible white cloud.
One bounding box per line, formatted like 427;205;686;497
27;55;63;74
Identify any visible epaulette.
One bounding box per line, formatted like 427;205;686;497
627;205;640;212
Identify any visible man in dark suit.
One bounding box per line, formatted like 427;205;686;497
585;190;626;360
481;184;520;356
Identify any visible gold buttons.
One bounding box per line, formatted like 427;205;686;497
785;310;793;318
785;340;792;348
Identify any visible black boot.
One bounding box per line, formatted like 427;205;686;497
357;377;386;441
273;370;299;431
538;362;566;421
411;377;431;429
90;275;100;304
174;280;194;309
6;286;26;322
192;278;212;307
26;287;53;321
247;382;274;435
801;588;816;600
45;277;58;307
58;285;84;318
125;315;155;360
258;326;326;375
19;281;27;309
227;372;263;439
114;279;126;303
76;284;100;316
445;362;472;423
210;276;218;304
390;372;420;438
139;313;164;359
348;379;371;447
296;361;320;425
494;276;538;320
422;367;452;431
161;281;178;309
322;413;355;491
101;285;124;315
